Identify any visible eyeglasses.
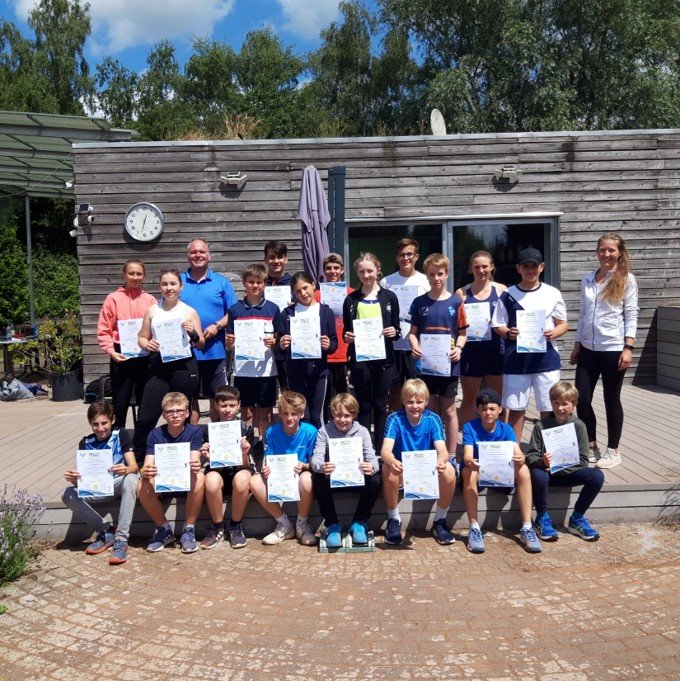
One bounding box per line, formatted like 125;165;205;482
397;252;417;259
163;409;187;416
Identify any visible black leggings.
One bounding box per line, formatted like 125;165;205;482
133;354;199;455
110;350;149;428
350;360;392;454
312;471;382;526
575;346;626;449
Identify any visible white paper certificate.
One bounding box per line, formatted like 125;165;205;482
465;302;492;342
478;441;515;487
320;282;347;316
419;333;451;376
76;449;114;498
516;310;546;353
264;286;291;311
353;317;386;361
402;449;439;500
117;318;148;358
390;285;419;346
156;317;192;363
266;454;300;502
290;314;321;359
329;437;365;488
208;421;242;468
542;423;580;473
154;442;191;493
234;318;266;361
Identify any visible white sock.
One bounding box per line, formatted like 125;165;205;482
434;506;448;522
161;521;171;531
277;513;291;528
522;521;532;530
386;508;401;522
470;520;480;531
296;515;308;525
184;523;194;531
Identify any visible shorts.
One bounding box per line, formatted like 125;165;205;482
196;359;227;399
390;350;416;387
234;376;278;409
418;374;459;398
204;464;256;486
502;369;560;412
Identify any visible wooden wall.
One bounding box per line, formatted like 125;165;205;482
74;130;680;385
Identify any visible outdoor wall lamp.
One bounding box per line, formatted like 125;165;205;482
493;165;522;183
220;171;248;189
70;203;94;236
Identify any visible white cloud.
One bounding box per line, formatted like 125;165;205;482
276;0;341;39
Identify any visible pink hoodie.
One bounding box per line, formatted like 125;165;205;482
97;287;157;356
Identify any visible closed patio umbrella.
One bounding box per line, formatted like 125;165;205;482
299;165;330;282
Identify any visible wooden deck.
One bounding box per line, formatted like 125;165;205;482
1;383;678;539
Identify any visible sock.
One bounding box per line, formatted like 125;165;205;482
386;508;401;522
571;511;584;521
161;521;171;531
184;523;194;531
434;506;448;522
231;519;243;527
537;511;550;520
470;520;480;531
296;515;308;525
522;521;532;530
277;513;291;529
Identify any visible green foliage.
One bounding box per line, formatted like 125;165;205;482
21;312;82;375
32;246;79;318
0;215;29;325
95;57;138;127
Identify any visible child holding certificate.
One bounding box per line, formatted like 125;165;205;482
279;272;338;428
62;401;139;565
381;379;457;546
199;386;256;549
408;253;468;456
311;393;380;548
526;382;604;541
137;392;205;554
264;240;292;391
461;388;541;554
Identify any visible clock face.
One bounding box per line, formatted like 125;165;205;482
125;202;164;242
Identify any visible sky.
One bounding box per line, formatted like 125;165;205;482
0;0;379;73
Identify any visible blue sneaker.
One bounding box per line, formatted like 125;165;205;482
467;527;485;554
325;523;342;548
147;526;174;552
348;521;368;545
180;525;198;554
568;515;600;541
385;518;403;545
108;539;128;565
432;519;455;545
534;514;559;541
85;526;116;555
520;526;542;553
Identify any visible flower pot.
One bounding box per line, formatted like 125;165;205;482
51;371;83;402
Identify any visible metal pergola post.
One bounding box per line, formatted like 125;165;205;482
25;194;35;326
327;166;346;257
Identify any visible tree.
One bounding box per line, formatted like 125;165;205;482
95;57;138;127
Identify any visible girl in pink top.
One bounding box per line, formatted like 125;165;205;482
97;259;157;427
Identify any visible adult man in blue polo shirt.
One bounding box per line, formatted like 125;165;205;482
180;238;237;422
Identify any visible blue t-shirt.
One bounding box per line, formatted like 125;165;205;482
462;418;516;460
145;424;204;456
264;421;318;463
180;268;237;361
78;429;131;469
383;409;445;461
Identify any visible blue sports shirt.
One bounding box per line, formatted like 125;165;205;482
462;418;516;460
264;421;318;463
383;409;445;461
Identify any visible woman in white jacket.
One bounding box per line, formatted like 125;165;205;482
570;233;638;469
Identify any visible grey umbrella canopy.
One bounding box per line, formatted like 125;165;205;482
299;165;331;282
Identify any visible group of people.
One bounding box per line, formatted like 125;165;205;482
62;232;639;565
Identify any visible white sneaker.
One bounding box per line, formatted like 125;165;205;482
262;522;294;545
588;446;601;463
296;520;317;546
595;448;621;469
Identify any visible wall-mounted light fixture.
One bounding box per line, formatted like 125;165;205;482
220;171;248;189
493;165;522;183
69;203;95;236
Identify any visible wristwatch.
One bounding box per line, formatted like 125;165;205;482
214;322;223;332
623;343;635;351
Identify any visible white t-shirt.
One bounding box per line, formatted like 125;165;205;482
379;270;430;351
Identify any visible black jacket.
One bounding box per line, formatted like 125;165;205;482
280;302;338;368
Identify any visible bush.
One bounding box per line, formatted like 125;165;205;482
0;484;45;584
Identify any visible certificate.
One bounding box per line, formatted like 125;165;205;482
390;284;419;345
478;441;515;488
542;423;580;473
76;449;114;498
419;333;451;376
117;318;148;358
353;317;386;362
154;442;191;493
264;286;291;311
208;421;243;468
156;317;192;363
290;314;321;359
320;282;347;316
266;453;300;502
402;449;439;500
516;310;546;353
234;318;266;361
329;437;365;488
465;302;492;342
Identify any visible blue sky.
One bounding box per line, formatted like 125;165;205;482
0;0;379;73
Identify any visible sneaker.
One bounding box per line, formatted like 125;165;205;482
179;526;198;554
296;520;317;546
85;526;116;555
385;518;403;545
348;521;368;546
108;539;128;565
568;515;600;541
588;446;602;463
325;523;342;548
229;523;248;549
520;526;542;553
595;448;621;469
262;521;295;545
147;526;174;552
467;527;485;554
534;514;559;542
432;519;455;545
200;522;225;550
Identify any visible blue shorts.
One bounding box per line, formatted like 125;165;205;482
234;376;278;409
460;344;504;377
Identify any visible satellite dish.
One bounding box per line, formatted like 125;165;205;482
430;108;447;136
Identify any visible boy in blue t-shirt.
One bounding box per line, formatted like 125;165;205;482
62;401;139;565
381;378;457;546
137;392;205;554
253;391;318;546
461;388;541;554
